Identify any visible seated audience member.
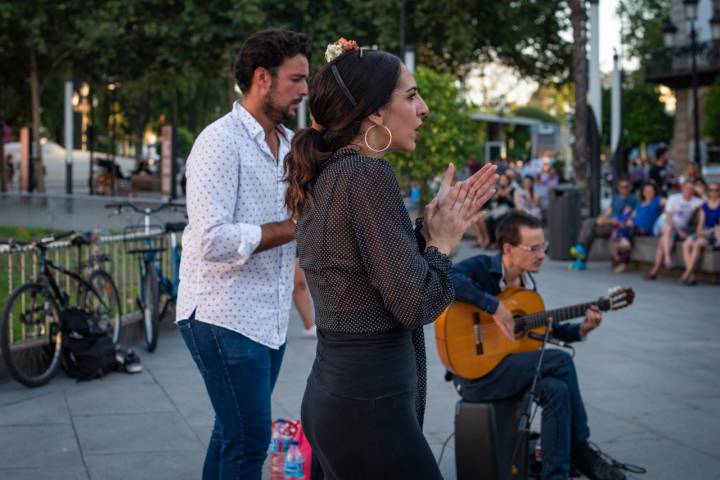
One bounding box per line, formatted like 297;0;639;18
645;178;703;280
514;175;542;220
677;161;701;190
648;147;673;196
629;156;647;192
450;211;626;480
612;181;665;273
694;177;707;201
570;178;637;270
482;173;515;248
680;182;720;285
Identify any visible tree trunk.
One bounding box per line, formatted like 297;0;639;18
569;0;588;194
29;50;45;192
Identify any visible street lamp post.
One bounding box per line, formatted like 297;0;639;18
686;0;702;169
662;0;720;171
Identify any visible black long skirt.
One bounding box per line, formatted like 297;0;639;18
301;328;443;480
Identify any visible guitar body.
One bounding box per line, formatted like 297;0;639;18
435;287;548;379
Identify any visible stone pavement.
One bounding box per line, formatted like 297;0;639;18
1;240;719;479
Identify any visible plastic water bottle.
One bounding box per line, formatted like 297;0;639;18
283;440;305;479
271;420;291;479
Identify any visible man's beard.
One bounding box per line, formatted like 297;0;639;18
262;81;299;124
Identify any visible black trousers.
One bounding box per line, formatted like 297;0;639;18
301;329;442;480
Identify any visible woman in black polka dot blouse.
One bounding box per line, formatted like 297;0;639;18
284;45;497;478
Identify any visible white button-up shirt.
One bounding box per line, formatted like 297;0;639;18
176;101;296;349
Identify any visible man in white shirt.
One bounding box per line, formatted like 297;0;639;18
646;178;703;279
175;29;310;479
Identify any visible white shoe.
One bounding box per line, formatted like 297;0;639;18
303;325;317;338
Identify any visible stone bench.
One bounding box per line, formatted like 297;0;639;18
590;236;720;283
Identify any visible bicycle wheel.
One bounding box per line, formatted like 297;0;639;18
0;283;63;387
143;265;160;352
81;270;122;344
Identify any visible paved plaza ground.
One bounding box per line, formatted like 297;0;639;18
0;222;719;478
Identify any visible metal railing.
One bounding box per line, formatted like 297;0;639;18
0;230;179;337
644;40;720;80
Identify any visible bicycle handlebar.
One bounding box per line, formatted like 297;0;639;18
1;231;76;250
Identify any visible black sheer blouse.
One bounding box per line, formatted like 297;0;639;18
296;148;454;424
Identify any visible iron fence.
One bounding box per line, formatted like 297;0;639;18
0;230;179;345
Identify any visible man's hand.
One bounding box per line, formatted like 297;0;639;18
579;305;602;338
492;303;515;341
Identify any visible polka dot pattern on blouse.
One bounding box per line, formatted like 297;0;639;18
296;148;454;424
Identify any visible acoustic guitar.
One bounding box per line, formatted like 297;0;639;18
435;286;635;379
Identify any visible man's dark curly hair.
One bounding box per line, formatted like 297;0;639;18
234;28;312;93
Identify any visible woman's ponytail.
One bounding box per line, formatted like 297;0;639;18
284;127;329;217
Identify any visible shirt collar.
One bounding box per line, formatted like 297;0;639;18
232;100;290;144
495;253;535;291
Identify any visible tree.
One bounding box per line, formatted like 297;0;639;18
601;82;674;149
386;67;480;207
72;0;266;163
411;0;572;82
0;0;99;191
618;0;671;64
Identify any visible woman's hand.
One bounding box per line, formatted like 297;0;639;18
424;163;498;255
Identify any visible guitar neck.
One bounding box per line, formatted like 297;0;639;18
518;300;606;330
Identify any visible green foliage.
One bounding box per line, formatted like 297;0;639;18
0;0;574;166
704;76;720;144
512;106;560;124
175;127;195;161
601;82;674;148
618;0;671;64
411;0;572;82
386;67;480;206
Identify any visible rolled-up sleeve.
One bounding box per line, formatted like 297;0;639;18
347;160;454;330
185;128;262;265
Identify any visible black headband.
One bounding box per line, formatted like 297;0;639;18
331;65;357;107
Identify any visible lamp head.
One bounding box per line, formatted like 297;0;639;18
662;18;678;48
683;0;698;22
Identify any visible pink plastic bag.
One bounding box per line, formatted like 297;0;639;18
273;419;312;479
292;422;313;479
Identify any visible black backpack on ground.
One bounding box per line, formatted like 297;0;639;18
61;307;118;381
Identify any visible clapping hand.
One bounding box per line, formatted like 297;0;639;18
424;163;498;255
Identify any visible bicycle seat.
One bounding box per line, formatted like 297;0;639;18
165;222;187;233
71;232;93;247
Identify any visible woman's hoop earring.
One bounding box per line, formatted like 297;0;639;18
364;125;392;153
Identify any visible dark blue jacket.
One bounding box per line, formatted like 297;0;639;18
450;253;582;343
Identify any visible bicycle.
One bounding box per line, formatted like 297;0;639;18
0;232;122;387
107;202;186;352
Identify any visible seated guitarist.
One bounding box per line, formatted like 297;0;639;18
450;210;624;480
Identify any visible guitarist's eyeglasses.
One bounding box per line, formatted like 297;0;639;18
514;241;549;254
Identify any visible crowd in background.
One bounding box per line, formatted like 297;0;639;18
439;148;720;286
568;146;719;284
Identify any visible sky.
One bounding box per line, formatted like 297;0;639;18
599;0;622;73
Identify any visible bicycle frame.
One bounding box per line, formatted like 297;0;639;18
40;254;109;313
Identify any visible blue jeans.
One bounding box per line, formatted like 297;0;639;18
177;314;286;480
454;350;590;480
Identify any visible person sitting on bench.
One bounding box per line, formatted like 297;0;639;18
450;210;625;480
